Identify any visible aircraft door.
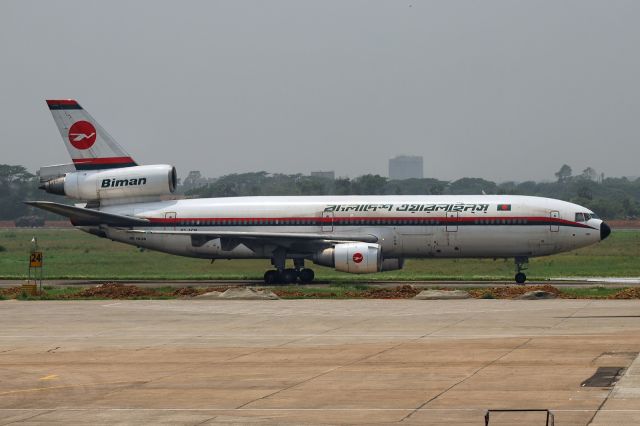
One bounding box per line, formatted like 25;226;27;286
322;211;334;232
164;212;176;231
446;212;458;232
549;211;560;232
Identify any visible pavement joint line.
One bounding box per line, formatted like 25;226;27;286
235;322;432;410
236;312;484;413
547;298;590;331
274;316;376;347
124;329;324;395
587;382;619;426
401;336;533;422
193;416;218;425
396;310;488;422
112;334;303;393
0;409;55;426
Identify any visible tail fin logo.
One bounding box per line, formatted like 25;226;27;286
68;121;97;150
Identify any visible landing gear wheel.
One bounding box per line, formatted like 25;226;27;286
514;256;529;285
299;268;315;284
282;268;298;284
264;270;279;285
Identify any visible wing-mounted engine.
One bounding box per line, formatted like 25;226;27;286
313;242;382;274
40;164;177;201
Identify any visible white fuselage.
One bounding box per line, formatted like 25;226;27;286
92;195;602;261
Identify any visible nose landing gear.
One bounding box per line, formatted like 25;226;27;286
514;256;528;284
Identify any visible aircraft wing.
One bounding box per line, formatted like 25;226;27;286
25;201;150;227
126;229;379;249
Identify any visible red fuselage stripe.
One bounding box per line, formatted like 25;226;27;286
145;216;594;228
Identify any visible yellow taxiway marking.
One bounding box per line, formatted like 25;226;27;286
39;375;58;381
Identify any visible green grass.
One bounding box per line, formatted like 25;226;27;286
0;229;638;280
558;287;620;299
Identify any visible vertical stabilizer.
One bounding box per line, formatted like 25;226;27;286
46;100;137;170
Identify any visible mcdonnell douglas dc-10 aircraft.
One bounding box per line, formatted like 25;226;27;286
31;100;611;284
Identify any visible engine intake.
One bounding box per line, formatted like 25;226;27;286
40;164;177;200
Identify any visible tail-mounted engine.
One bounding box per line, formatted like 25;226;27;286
40;164;177;201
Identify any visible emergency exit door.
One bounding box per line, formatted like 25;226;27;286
446;212;458;232
549;211;560;232
165;212;176;230
322;211;334;232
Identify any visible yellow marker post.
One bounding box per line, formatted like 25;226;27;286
29;251;43;268
27;237;44;295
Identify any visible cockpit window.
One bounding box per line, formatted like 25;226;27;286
584;213;592;221
575;213;585;222
590;213;599;219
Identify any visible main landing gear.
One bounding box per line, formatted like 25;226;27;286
263;253;315;285
263;268;315;285
514;256;528;284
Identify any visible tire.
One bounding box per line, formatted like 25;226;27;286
282;269;298;284
299;268;315;284
264;270;279;285
515;272;526;284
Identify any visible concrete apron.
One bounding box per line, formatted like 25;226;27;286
590;352;640;425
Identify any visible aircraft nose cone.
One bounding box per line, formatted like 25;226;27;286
600;221;611;240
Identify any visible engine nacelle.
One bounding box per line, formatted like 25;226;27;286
380;258;404;272
40;165;177;200
313;242;382;274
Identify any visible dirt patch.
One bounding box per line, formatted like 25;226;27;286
272;289;338;299
468;285;564;299
345;285;421;299
172;287;203;297
172;286;235;297
273;285;420;299
72;283;162;299
608;288;640;299
0;287;24;297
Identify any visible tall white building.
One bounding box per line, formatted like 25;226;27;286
388;156;423;180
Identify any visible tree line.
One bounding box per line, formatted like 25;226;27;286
1;164;638;221
186;165;639;219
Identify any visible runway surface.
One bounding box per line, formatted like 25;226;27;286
1;299;640;425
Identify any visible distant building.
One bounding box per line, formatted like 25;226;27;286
310;171;335;180
388;156;423;180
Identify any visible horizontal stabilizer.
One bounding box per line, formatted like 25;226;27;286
38;163;76;182
25;201;149;227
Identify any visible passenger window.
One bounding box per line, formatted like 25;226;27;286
575;213;585;222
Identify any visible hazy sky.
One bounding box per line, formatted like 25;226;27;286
1;1;638;182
